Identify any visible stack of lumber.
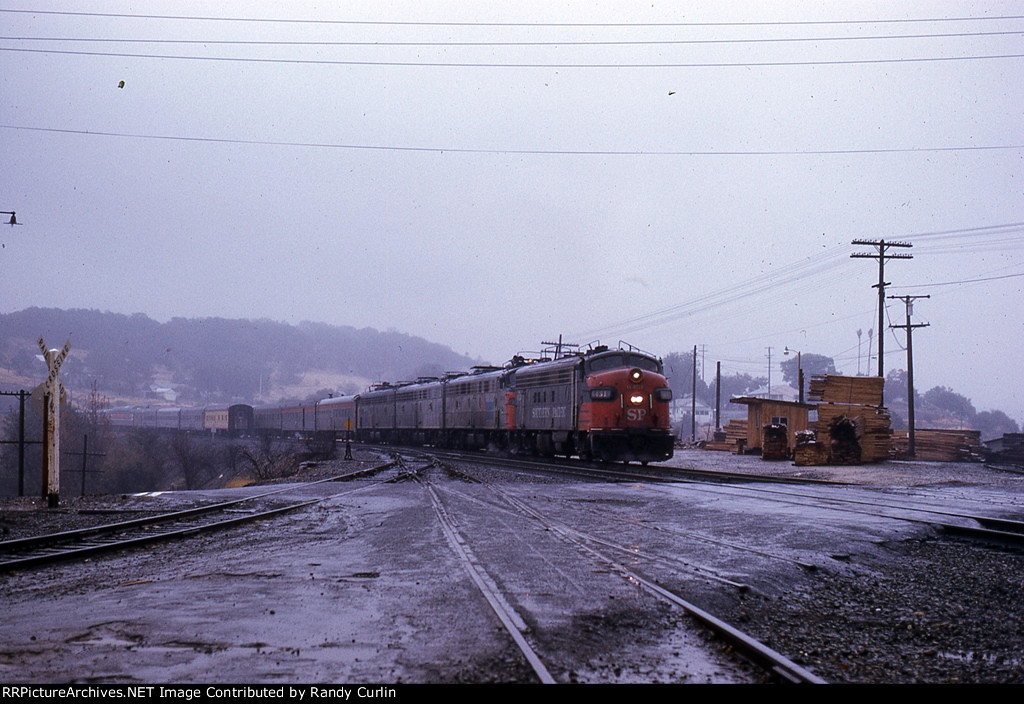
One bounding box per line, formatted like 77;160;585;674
793;440;830;466
704;419;748;452
761;424;789;461
810;375;892;464
808;374;884;406
703;432;730;452
725;418;749;453
793;429;829;466
824;414;862;464
891;428;982;462
815;403;892;462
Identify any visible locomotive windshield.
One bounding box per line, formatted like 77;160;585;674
587;353;661;374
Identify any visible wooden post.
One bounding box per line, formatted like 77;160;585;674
39;337;70;508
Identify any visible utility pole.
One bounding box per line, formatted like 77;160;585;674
691;345;697;442
889;294;930;458
19;389;26;496
784;347;803;404
856;329;863;375
851;239;913;388
0;389;35;496
715;361;721;431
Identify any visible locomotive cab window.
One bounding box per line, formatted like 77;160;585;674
587;355;623;372
626;356;661;372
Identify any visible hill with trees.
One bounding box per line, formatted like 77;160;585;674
0;308;480;405
884;369;1019;439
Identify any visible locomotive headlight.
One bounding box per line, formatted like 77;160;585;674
630;394;644;405
629;368;643;383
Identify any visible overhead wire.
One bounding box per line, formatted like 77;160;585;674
4;10;1024;68
4;45;1023;67
3;28;1023;46
5;125;1021;156
901;271;1024;288
903;221;1024;240
573;246;861;340
3;8;1019;382
581;216;1022;373
3;8;1024;26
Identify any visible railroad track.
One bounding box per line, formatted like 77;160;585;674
522;486;821;575
419;448;1024;549
408;453;825;684
409;449;1024;682
454;450;1024;550
652;480;1024;549
0;460;399;572
404;445;850;486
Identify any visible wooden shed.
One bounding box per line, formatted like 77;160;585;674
730;397;815;455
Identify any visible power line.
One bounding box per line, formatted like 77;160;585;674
5;124;1023;156
903;271;1024;288
5;45;1024;67
3;8;1024;27
573;248;857;340
707;307;875;349
583;224;1020;367
900;221;1024;241
4;28;1024;46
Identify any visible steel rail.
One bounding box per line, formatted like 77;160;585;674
408;450;824;683
536;462;1024;550
429;446;1024;552
488;485;827;683
0;461;398;572
0;499;320;571
438;479;759;591
415;472;557;684
421;445;851;485
937;522;1024;547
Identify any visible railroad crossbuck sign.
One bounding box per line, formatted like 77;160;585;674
38;336;70;506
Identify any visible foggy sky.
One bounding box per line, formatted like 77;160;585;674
2;1;1022;422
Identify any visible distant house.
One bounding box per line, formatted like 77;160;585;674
670;396;715;424
148;385;179;402
745;382;802;403
982;433;1024;462
671;396;747;442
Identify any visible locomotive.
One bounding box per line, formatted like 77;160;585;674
105;342;675;464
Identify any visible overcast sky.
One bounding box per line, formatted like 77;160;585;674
2;1;1022;421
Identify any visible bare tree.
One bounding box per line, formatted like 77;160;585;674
168;432;217;490
239;435;298;481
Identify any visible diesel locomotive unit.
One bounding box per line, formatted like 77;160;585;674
103;343;675;464
327;343;674;463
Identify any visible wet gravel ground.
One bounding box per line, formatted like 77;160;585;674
731;539;1024;683
2;448;1022;683
446;454;1024;683
670;450;1024;683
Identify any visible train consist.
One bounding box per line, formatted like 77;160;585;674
104;343;675;463
104;403;255;435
